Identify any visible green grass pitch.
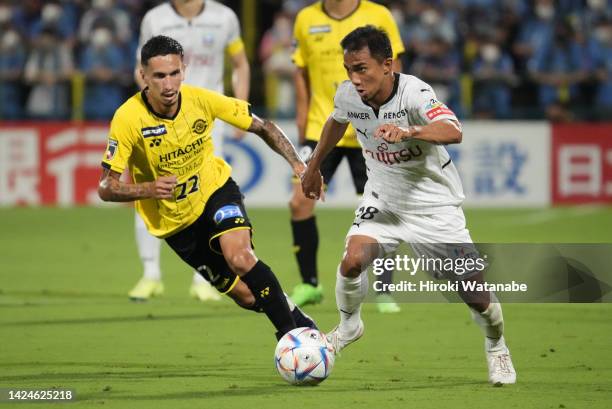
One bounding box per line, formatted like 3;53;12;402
1;206;611;408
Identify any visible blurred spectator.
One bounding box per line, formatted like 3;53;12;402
0;28;26;119
588;17;612;119
513;0;556;71
411;36;462;115
406;4;457;55
12;0;42;39
472;39;518;118
260;11;295;118
0;1;14;31
24;26;74;119
79;0;131;46
81;26;126;120
30;1;77;45
529;20;588;121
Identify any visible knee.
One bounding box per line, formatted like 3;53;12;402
226;248;257;276
289;191;313;218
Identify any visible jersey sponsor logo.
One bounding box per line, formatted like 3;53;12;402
141;125;167;138
347;111;371;120
424;99;455;120
426;106;455;120
213;205;244;224
364;145;423;165
192;119;208;134
158;137;205;163
382;108;409;120
308;24;331;34
105;139;118;160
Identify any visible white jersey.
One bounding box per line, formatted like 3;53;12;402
332;73;465;212
137;0;243;93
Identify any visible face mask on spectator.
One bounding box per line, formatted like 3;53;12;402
1;30;19;50
41;4;62;22
535;4;554;20
421;9;440;27
594;27;612;45
93;0;113;10
0;5;12;24
91;28;112;48
587;0;607;11
481;44;500;62
391;7;405;26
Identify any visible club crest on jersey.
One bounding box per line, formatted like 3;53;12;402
141;125;167;138
214;205;244;224
192;119;208;134
308;24;331;34
105;139;118;160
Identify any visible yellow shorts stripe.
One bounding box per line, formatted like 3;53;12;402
221;275;240;295
208;226;252;255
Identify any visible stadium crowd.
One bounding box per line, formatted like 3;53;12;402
0;0;610;121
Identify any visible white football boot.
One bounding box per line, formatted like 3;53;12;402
325;319;365;355
486;337;517;386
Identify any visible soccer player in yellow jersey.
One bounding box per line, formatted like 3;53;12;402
288;0;405;310
98;35;316;339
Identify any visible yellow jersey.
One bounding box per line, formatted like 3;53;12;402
292;0;405;147
101;84;253;238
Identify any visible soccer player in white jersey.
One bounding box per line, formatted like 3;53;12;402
129;0;250;302
301;26;517;385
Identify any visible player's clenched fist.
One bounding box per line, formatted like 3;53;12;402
374;124;419;143
150;175;177;199
301;166;325;201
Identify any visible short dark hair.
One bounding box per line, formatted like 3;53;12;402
141;35;184;66
341;25;393;62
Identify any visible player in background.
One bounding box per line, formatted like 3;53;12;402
289;0;405;312
301;26;517;385
100;35;316;340
130;0;250;302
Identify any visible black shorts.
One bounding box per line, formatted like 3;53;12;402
165;178;251;294
300;140;367;194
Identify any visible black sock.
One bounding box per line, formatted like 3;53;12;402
376;267;394;294
291;216;319;286
291;306;318;330
241;260;296;339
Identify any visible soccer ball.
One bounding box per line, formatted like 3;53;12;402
274;327;335;385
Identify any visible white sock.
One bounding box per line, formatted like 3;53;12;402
470;293;505;351
336;266;368;336
135;212;161;281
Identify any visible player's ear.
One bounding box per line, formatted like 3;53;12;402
383;57;393;74
181;63;186;80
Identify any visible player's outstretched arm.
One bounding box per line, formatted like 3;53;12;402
375;119;462;145
248;114;306;176
301;116;348;200
98;168;177;202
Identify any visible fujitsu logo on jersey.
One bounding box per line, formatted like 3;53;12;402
364;144;423;165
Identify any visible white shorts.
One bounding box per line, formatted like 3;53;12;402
347;194;479;279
